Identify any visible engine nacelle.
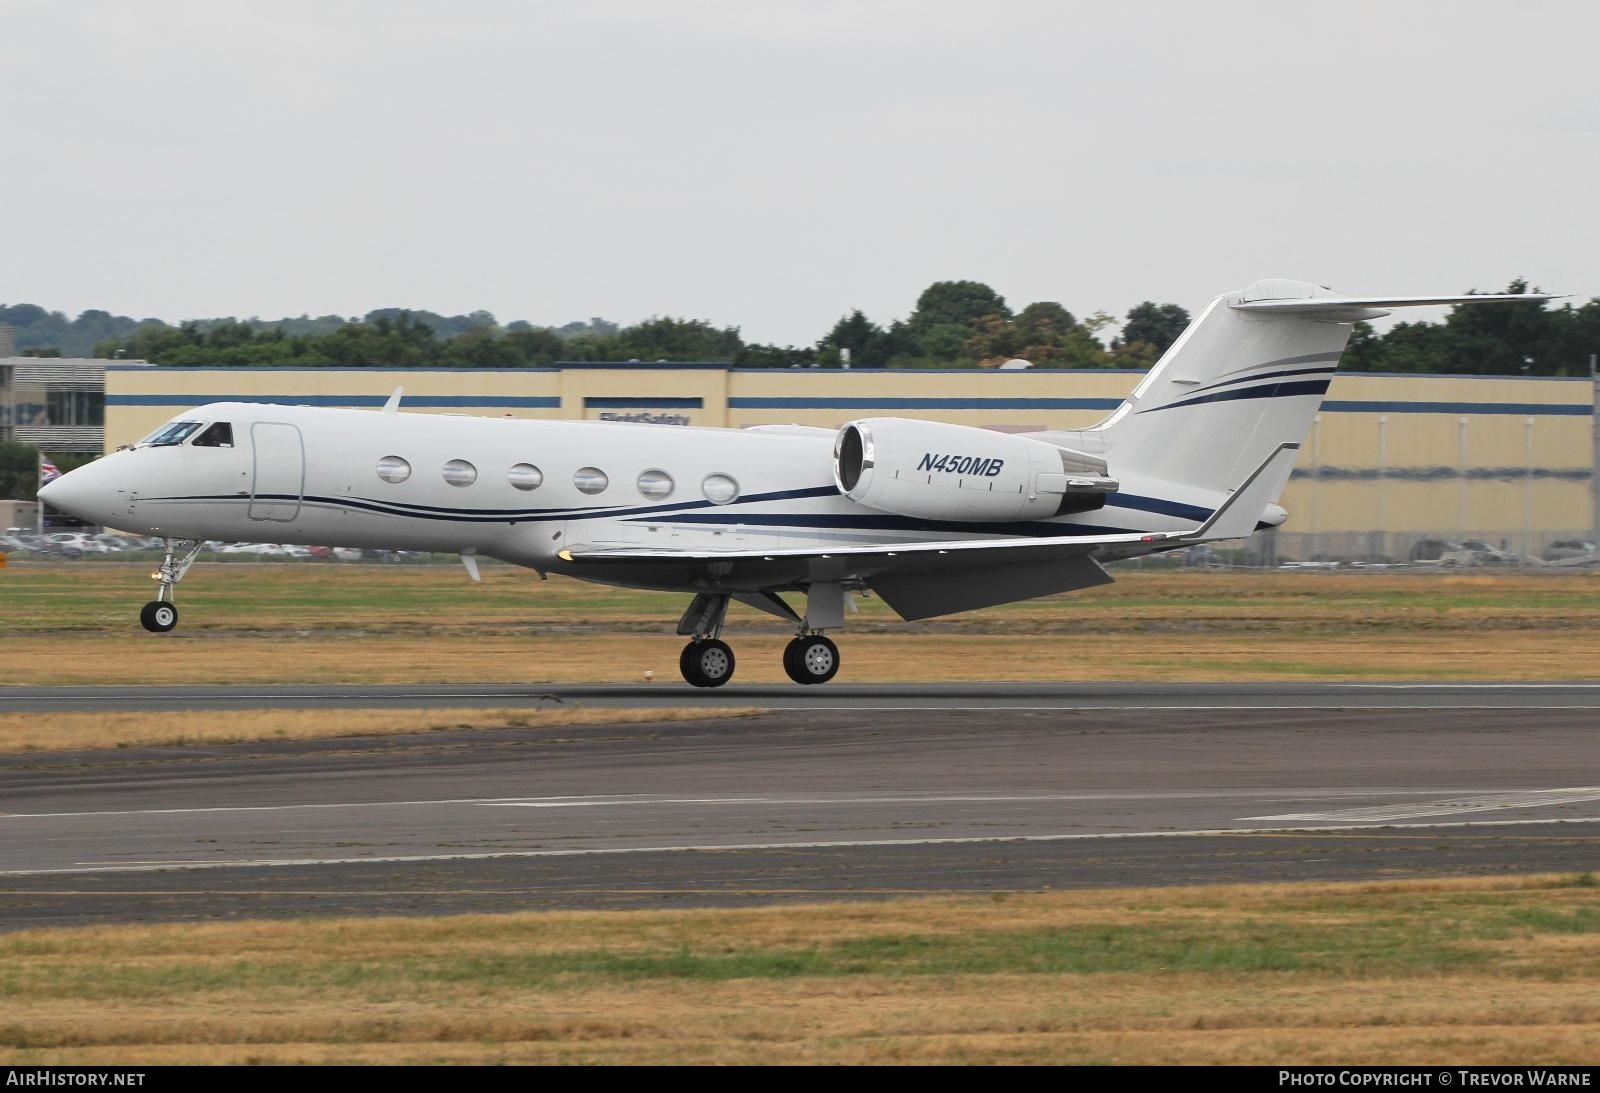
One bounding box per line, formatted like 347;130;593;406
833;418;1118;523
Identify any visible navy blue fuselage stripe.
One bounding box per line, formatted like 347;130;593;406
1190;366;1336;396
1142;379;1331;413
1107;493;1214;521
634;512;1132;537
143;492;1144;536
143;485;845;524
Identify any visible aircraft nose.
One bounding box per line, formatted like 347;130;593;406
37;464;114;525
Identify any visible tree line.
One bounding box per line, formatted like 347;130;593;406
5;279;1594;374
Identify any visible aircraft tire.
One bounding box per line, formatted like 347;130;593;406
783;635;839;685
680;639;735;688
140;601;178;633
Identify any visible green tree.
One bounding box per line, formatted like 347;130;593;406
1015;301;1076;343
1116;302;1190;356
736;343;818;368
1340;321;1384;372
907;281;1012;335
0;442;93;501
504;326;567;366
616;317;744;361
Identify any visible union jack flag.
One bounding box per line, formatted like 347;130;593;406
39;458;61;486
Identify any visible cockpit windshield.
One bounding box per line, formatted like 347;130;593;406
139;421;203;447
191;422;233;447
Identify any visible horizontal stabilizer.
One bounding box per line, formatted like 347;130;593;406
1233;293;1559;320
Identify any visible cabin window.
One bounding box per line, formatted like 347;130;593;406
636;469;674;500
376;455;412;484
508;463;544;491
141;421;202;447
574;467;609;495
702;473;739;504
191;422;234;448
443;459;478;487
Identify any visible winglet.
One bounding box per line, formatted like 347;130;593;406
383;386;404;413
1173;443;1300;543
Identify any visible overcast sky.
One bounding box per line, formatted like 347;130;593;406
3;1;1596;345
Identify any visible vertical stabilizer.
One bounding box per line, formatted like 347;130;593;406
1086;280;1555;500
1089;279;1352;497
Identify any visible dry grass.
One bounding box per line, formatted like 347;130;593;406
0;706;757;753
2;563;1599;684
3;875;1599;1064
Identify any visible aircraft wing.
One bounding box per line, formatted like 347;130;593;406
559;528;1150;622
562;525;1171;567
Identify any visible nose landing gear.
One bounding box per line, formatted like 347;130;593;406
140;538;204;633
139;600;179;633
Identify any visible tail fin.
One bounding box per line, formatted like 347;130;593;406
1088;279;1554;499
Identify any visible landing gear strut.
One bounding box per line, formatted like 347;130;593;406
140;538;204;633
677;593;736;688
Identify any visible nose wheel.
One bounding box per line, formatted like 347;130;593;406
783;634;840;685
680;639;736;688
140;601;179;633
139;538;204;633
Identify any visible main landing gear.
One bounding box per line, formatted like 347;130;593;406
782;633;840;686
140;538;204;633
674;592;843;687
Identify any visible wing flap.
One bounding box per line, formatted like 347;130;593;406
873;553;1113;620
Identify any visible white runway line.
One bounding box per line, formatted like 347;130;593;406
1;814;1596;877
0;785;1547;820
1242;787;1600;822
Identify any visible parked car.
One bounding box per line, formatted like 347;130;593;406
1408;539;1462;564
41;532;110;558
92;533;145;552
1543;539;1597;563
1458;540;1522;566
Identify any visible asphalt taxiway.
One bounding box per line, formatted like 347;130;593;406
2;698;1598;930
3;681;1600;712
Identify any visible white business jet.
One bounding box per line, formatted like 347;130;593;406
40;279;1546;687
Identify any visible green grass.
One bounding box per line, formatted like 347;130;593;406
11;893;1600;1002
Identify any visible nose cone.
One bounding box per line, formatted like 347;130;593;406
38;463;118;526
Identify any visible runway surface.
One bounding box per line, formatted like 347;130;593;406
3;701;1599;930
4;681;1600;712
